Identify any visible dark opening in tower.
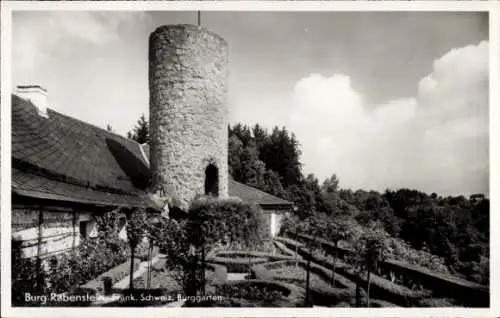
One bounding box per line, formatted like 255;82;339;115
205;164;219;197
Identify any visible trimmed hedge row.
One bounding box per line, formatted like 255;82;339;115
273;240;302;259
214;279;306;307
276;236;432;307
255;259;355;290
210;257;269;273
275;236;351;275
80;258;141;293
337;267;432;306
288;233;489;306
252;259;357;306
208;251;294;273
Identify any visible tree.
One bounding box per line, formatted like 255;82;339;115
281;213;302;267
154;217;201;296
322;174;341;215
262;170;286;198
126;208;147;290
240;144;266;188
228;135;244;180
325;217;351;287
353;225;390;307
128;114;149;144
299;214;326;307
260;126;302;187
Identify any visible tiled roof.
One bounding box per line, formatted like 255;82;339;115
12;94;154;208
12;169;150;207
228;179;292;208
141;144;292;209
11;94;292;210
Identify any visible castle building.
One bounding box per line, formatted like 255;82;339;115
11;25;291;259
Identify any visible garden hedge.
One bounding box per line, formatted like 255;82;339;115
276;236;432;306
188;197;270;250
273;240;302;259
207;250;294;273
252;259;357;306
12;237;133;306
282;234;488;307
215;279;306;307
209;257;269;273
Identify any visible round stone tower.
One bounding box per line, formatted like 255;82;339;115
149;24;229;211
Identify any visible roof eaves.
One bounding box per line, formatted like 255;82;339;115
12;188;152;209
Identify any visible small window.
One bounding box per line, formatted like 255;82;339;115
204;164;219;197
79;221;89;239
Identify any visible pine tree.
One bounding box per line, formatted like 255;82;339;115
128;114;149;144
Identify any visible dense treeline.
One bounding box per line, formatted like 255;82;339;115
227;123;489;285
125;117;489;285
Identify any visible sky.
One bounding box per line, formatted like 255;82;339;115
12;11;489;197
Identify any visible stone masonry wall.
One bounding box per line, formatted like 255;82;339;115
149;24;229;210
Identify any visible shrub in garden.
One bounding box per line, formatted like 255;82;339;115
47;237;131;294
11;242;47;306
324;216;352;287
12;208;137;305
154;217;202;296
351;225;390;307
187;196;270;292
188;196;269;249
385;237;449;274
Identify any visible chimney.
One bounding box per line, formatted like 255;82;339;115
17;85;48;118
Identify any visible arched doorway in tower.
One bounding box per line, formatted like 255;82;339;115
205;164;219;197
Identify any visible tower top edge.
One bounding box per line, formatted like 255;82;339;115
150;24;227;46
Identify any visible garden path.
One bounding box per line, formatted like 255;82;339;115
226;273;248;281
113;254;165;289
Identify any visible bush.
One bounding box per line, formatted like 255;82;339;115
12;236;132;305
188;196;270;249
385;237;449;274
11;250;47;306
47;237;130;294
216;279;305;307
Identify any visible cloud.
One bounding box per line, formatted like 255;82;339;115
13;11;151;85
286;41;488;196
